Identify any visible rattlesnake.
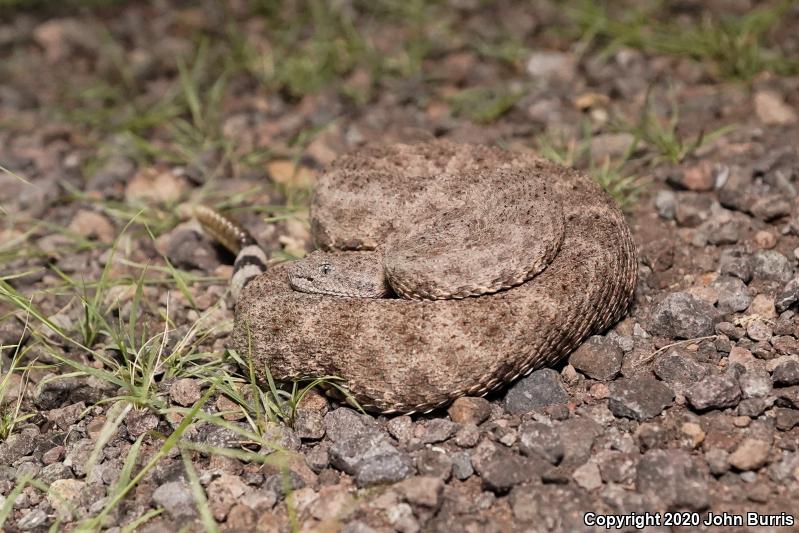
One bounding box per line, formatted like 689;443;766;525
198;140;637;414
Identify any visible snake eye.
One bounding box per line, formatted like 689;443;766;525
320;263;332;275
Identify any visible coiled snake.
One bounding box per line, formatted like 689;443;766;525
198;140;637;414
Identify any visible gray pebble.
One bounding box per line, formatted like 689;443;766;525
686;374;742;411
569;335;623;381
649;291;719;339
504;368;568;414
608;377;674;420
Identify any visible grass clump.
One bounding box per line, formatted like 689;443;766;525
448;86;523;123
567;0;798;81
611;87;734;165
536;122;646;210
0;328;35;441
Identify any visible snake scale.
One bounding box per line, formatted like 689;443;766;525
198;140;637;414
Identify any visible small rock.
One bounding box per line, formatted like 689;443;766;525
649;291;719;339
728;438;771;471
776;278;799;313
208;473;248;521
754;230;777;250
572;461;602;491
17;508;48;530
686;374;742;411
267;160;317;189
719;248;752;282
395;476;444;508
45;401;85;430
641;238;675;272
386;502;418;532
294;390;328;440
772;359;799;386
653;351;709;386
705;448;730;476
712;276;751;313
356;453;414;488
415;448;453;479
170;378;202;406
750;194;792;222
422;419;459;444
68;210;114;243
226;504;257;530
311;486;355;521
568;335;623;380
518;421;563;464
681;422;705;448
329;431;397;475
750;250;794;284
164;228;221;272
125;410;159;438
754;89;797;125
453;423;480;448
39;463;74;484
674;193;712;227
63;438;94;477
447;397;491;425
749;294;777;318
305;445;329;473
746;318;772;342
126;167;189;204
386;415;414;443
775;408;799;431
654;190;677;220
738;371;772;398
451;451;474;480
324;408;372;443
48;479;86;520
471;440;546;492
504;368;568;414
526;51;576;82
679;161;715;191
738;397;771;417
608;377;674;420
636;449;708;511
152;481;197;521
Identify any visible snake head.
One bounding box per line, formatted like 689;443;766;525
288;250;390;298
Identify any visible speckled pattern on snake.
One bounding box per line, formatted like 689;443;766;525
198;140;638;414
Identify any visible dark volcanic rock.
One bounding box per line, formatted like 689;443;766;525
775;278;799;313
471;440;547;493
772;359;799;386
637;449;709;511
653;351;709;385
712;276;751;313
608;377;674;420
750;251;793;284
685;374;742;411
422;419;459;444
329;431;397;475
518;421;563;464
719;248;752;282
649;291;719;339
504;368;568;414
355;453;414;487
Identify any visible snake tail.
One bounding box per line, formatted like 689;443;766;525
194;205;267;301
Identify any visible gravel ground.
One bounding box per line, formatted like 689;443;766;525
2;1;799;532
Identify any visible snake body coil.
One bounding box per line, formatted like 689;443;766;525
209;141;637;414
